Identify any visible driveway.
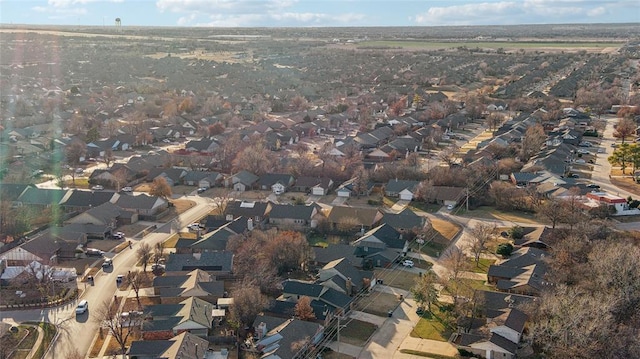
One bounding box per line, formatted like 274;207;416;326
389;200;411;213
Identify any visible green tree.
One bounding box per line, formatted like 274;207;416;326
496;243;514;257
608;143;632;174
86;126;100;143
411;271;439;312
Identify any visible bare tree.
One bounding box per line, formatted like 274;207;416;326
614;117;636;144
536;198;565;228
94;300;140;358
520;124;546;162
439;144;460;168
441;246;470;298
149;177;172;200
229;282;268;329
136;243;152;273
468;222;495;266
294;296;316;321
126;270;143;310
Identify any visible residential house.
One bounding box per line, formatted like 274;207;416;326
251;315;324;359
280;279;353;313
452;307;528;359
189;217;252;253
268;204;318;229
152;269;225;304
60;190;117;213
310;244;361;268
317;258;375;295
142;297;214;339
89;164;136;187
512;227;555;249
146;168;187;187
184;138;220;154
225;170;259;192
164;251;234;276
326;206;383;231
112;193;168;218
292;177;334;196
422;186;466;207
380;136;422;157
127;331;211;359
224;201;271;225
183;171;222;188
335;177;374;198
256;173;295;195
384;179;420;201
14;187;68;208
382;208;428;232
487;247;549;296
352;224;408;268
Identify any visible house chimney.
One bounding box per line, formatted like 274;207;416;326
257;322;267;340
346;277;353;296
247;218;254;231
193;253;201;260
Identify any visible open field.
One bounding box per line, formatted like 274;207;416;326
357;40;623;53
460;206;540;224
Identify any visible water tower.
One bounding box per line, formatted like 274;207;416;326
115;18;121;32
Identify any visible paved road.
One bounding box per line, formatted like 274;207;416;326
0;195;214;359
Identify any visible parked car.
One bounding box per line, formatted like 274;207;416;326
116;274;124;284
151;263;166;271
76;300;89;315
111;231;125;240
91;185;104;190
85;248;104;257
402;259;414;268
75;168;84;174
121;186;133;192
188;223;204;231
102;258;113;268
197;187;208;193
587;184;601;189
446;204;454;210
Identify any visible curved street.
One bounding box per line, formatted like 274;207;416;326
0;195;214;359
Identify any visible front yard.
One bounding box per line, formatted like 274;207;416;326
374;269;419;291
355;292;400;317
410;303;455;342
458;206;540;224
339;319;378;346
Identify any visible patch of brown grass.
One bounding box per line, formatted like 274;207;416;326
171;199;196;214
105;328;141;356
356;291;400;317
431;218;461;241
610;177;640;197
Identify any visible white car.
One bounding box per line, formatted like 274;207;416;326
446;204;454;210
188;223;204;231
402;260;414;268
121;186;133;192
76;300;89;315
91;185;104;190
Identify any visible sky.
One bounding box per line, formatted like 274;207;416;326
0;0;638;28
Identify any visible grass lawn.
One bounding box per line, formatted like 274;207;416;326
339;319;377;346
375;269;419;291
162;233;186;248
308;234;348;247
16;325;38;349
88;329;107;357
442;279;493;297
356;292;400;317
431;218;461;241
171;199;196;214
412;240;448;258
26;322;56;359
410;304;453;341
459;206;540;224
382;196;397;208
409;202;442;213
610;177;640;197
467;258;495;273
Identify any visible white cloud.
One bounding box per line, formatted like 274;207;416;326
157;0;366;26
587;6;607;17
414;2;518;26
48;0;122;6
32;4;88;16
413;0;620;25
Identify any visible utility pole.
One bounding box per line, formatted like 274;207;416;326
337;315;341;354
466;186;469;211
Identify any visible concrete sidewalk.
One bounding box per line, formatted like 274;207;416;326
349;310;387;327
26;325;45;359
325;341;362;358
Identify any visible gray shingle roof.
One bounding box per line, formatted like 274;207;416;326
269;204;315;220
165;251;233;272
